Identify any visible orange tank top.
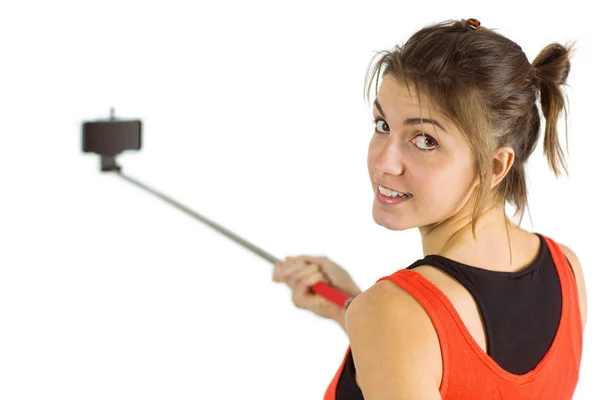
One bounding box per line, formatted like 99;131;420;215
323;234;583;399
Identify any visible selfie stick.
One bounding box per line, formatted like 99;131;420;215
81;108;353;310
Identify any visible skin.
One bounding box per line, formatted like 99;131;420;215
344;73;588;398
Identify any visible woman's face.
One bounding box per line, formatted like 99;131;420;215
367;75;479;231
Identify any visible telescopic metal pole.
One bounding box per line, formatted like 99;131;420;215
113;170;354;310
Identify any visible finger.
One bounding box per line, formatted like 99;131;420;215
284;256;306;264
292;289;307;309
290;269;324;308
285;256;317;268
272;261;285;282
299;263;329;284
280;259;314;282
278;257;303;275
288;264;320;287
292;283;320;309
292;272;327;309
297;271;328;293
292;255;325;267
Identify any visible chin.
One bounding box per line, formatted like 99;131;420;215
372;206;414;231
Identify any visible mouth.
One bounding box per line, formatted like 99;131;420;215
376;184;412;199
376;188;412;205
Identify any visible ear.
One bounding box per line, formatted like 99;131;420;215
491;146;515;189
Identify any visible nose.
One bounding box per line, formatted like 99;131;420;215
371;135;406;177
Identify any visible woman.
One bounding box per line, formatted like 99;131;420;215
272;18;587;399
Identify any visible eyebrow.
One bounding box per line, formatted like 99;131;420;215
374;98;447;134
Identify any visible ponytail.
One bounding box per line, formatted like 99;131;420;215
531;41;576;177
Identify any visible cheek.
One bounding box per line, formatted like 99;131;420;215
411;158;469;197
366;140;379;172
419;160;475;208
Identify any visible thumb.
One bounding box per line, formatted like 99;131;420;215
272;261;283;282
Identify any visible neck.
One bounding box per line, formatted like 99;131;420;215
418;196;514;258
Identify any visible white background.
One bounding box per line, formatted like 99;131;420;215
1;1;598;399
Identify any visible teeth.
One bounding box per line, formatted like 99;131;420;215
378;185;411;198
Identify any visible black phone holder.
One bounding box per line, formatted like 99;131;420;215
82;108;142;172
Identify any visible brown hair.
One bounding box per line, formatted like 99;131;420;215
364;18;576;259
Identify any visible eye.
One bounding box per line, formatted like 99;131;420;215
372;118;439;151
372;118;389;134
412;134;438;151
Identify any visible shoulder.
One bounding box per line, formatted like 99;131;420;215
345;277;442;399
557;242;587;328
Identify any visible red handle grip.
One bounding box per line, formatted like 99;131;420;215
310;281;352;309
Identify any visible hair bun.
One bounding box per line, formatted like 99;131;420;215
532;43;573;87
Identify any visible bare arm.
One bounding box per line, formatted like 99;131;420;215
345;281;442;399
558;243;587;329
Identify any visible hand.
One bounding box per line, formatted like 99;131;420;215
272;255;362;323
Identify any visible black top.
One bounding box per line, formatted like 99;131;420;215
336;233;574;399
